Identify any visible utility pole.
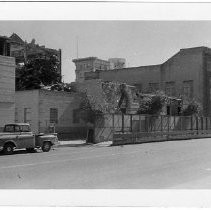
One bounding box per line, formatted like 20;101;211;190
76;36;79;59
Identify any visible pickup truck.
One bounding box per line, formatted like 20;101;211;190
0;123;58;155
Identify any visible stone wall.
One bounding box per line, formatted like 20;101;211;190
0;55;15;129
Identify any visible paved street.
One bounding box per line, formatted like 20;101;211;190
1;139;211;188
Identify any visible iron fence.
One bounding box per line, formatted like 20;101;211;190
93;114;211;142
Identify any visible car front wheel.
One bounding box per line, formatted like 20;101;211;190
3;144;14;155
42;142;51;152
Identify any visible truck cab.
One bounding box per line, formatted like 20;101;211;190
0;123;58;155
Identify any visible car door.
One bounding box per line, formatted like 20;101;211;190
3;124;19;144
16;125;35;149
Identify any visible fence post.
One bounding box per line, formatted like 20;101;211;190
145;116;147;132
209;117;211;130
191;116;193;130
139;115;141;132
161;115;163;132
148;116;150;132
112;114;115;133
201;117;203;131
196;117;199;134
167;116;170;132
210;117;211;130
206;117;208;130
130;114;132;133
174;116;176;130
122;113;124;133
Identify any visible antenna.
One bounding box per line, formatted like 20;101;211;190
76;36;79;59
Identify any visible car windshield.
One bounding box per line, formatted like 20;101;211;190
20;125;30;132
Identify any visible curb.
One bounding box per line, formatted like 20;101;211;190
56;141;112;148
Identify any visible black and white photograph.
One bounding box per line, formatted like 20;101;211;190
1;1;211;207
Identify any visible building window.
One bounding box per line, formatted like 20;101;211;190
149;82;159;92
165;81;176;96
15;108;18;122
50;108;58;124
183;80;193;98
24;108;31;123
73;109;80;124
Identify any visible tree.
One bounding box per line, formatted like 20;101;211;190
76;81;123;124
78;92;102;124
181;98;202;116
16;55;61;90
137;91;166;115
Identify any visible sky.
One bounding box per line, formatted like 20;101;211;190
1;21;211;83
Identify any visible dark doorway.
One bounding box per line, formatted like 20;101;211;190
87;129;94;143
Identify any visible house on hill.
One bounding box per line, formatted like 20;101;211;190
9;33;62;81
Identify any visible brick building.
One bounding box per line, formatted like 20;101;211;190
82;46;211;116
15;89;87;139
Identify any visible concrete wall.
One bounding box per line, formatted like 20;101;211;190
202;50;211;116
96;65;161;92
15;89;86;139
15;90;39;132
38;90;86;134
161;48;204;101
0;55;15;129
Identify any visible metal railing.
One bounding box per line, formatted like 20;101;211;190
94;114;211;137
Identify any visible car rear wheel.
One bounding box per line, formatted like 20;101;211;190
3;144;14;155
42;142;51;152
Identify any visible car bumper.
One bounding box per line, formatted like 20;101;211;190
53;139;60;147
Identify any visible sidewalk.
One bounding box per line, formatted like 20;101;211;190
58;140;112;147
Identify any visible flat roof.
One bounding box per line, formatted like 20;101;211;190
72;57;109;63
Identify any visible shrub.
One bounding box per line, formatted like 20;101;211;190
181;99;201;116
137;92;165;115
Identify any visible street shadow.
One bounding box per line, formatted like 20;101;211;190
0;149;40;156
59;143;93;148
